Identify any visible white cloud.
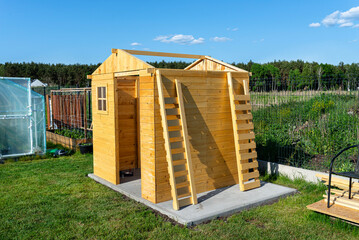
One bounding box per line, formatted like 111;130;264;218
253;38;264;43
349;39;358;43
321;6;359;28
322;10;340;26
340;22;354;27
340;6;359;19
211;36;232;42
309;22;321;27
226;27;238;31
154;34;204;45
131;42;141;46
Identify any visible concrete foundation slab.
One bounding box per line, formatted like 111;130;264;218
88;173;297;226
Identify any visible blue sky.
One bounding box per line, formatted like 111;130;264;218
1;0;359;65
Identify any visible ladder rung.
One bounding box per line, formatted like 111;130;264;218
174;170;188;177
166;108;180;116
235;104;252;111
171;148;185;154
241;170;259;181
165;103;178;109
240;152;257;161
234;95;250;101
238;132;255;141
173;159;186;166
168;125;182;131
240;161;258;171
175;175;188;184
238;142;256;150
178;192;191;199
241;179;260;191
170;136;184;143
164;97;178;104
176;181;190;189
236;114;253;121
237;123;254;130
167;115;180;120
178;197;192;208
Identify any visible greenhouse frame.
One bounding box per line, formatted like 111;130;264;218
0;77;46;159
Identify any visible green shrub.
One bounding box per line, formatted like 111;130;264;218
54;129;92;139
253;93;359;170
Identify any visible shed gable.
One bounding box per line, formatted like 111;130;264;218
91;49;153;76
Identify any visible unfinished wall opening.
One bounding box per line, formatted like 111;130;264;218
116;76;140;182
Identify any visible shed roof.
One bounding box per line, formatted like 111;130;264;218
88;49;248;79
31;79;48;87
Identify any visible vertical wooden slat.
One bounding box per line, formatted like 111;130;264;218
50;92;54;129
46;95;51;129
175;79;197;205
136;77;141;169
84;90;87;139
156;70;179;210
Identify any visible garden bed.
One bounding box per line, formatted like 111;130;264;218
46;130;92;150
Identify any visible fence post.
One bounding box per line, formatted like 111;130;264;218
50;92;54;130
84;90;87;140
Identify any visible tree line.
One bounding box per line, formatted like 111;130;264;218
1;60;358;91
0;62;100;87
234;60;359;91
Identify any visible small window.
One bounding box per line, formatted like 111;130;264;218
97;86;107;111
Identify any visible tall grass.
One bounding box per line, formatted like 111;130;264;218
253;93;359;171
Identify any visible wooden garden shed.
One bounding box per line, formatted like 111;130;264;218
88;49;260;210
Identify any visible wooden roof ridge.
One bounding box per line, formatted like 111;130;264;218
184;56;248;72
89;49;248;79
113;49;154;68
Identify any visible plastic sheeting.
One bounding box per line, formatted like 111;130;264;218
0;77;46;158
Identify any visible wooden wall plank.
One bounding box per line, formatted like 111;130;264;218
154;71;250;203
92;73;119;185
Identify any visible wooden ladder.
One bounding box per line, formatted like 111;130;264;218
227;72;261;191
156;70;198;210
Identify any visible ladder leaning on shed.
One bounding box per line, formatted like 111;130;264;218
227;72;261;191
156;70;198;210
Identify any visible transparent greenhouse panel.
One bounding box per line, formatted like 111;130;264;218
31;91;46;154
0;118;32;155
0;78;30;116
0;77;46;158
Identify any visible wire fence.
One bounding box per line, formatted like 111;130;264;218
47;88;92;140
250;76;359;172
33;77;359;171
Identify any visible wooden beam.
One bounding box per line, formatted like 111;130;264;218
307;199;359;224
154;68;250;78
205;56;248;72
227;72;243;189
176;79;198;205
122;49;206;59
51;88;91;93
156;70;179;210
114;70;141;77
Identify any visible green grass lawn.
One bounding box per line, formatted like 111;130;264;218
1;154;358;239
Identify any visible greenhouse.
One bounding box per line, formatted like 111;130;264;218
0;77;46;159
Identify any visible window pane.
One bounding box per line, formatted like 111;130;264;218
103;100;106;111
98;87;102;98
102;87;106;99
98;100;102;110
